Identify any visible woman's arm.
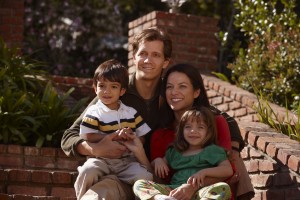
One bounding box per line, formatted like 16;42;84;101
124;136;152;171
187;160;233;188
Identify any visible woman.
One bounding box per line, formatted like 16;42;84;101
151;63;254;200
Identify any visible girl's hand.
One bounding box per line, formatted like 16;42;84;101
169;183;197;200
187;170;206;188
152;158;169;179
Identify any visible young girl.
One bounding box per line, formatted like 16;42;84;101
133;107;233;200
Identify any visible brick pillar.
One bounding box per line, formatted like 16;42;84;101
128;11;219;73
0;0;24;48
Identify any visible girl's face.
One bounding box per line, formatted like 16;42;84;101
94;78;126;110
183;117;208;149
165;72;200;116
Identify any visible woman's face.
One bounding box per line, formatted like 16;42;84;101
165;71;200;116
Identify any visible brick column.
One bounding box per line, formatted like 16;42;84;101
0;0;24;48
128;11;219;73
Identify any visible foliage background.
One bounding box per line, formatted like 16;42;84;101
23;0;300;110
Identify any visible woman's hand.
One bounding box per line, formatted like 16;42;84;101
187;170;206;188
169;183;197;200
123;134;143;154
152;158;169;179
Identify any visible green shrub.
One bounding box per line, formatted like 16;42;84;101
253;89;300;142
228;0;300;111
0;38;88;147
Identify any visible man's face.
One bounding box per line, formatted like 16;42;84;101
133;40;169;80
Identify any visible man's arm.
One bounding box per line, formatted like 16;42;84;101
61;97;127;158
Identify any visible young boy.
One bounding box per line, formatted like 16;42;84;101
74;59;153;199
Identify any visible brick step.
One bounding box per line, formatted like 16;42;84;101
0;144;85;172
0;193;76;200
0;168;77;199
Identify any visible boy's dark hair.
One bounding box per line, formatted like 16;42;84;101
174;106;218;152
93;59;129;89
132;27;172;60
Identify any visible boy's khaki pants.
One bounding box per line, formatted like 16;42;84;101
81;175;134;200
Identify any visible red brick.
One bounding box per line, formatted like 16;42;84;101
32;171;52;184
0;169;8;181
52;171;72;184
0;144;7;153
229;101;242;110
258;159;278;172
0;193;9;200
7;185;47;196
277;148;292;165
40;147;56;157
24;147;40;156
57;149;68;157
240;147;249;159
251;174;273;188
56;159;80;171
7;145;22;154
248;160;259;173
51;187;76;198
249;148;263;159
265;143;278;159
288;155;300;173
25;157;55;169
233;108;247;117
247;131;259;147
8;169;31;182
0;156;23;167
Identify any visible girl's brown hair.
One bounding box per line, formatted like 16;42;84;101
174;106;218;152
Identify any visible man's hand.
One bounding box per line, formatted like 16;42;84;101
89;132;127;158
169;184;197;200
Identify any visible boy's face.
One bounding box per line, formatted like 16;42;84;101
133;40;169;81
94;78;126;110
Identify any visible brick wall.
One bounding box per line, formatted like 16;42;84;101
203;74;300;200
128;11;219;73
0;0;24;48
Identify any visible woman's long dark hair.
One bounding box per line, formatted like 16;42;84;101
159;63;210;128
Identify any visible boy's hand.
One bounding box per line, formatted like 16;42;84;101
115;127;134;141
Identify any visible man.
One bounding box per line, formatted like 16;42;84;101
61;27;172;199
